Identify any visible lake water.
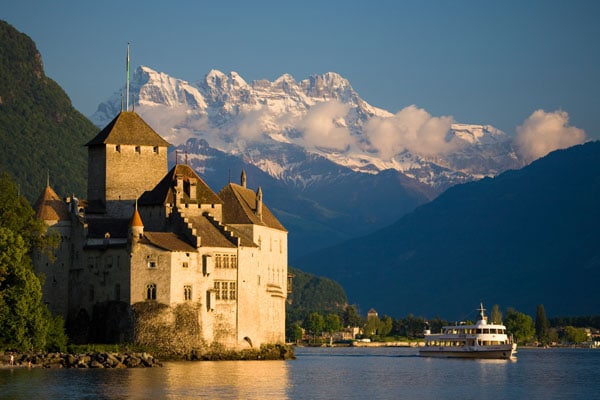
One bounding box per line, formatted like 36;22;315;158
1;346;598;399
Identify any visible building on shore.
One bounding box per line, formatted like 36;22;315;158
33;111;288;350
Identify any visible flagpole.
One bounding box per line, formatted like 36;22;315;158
126;43;130;112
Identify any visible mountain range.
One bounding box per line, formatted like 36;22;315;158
295;141;600;319
91;66;527;258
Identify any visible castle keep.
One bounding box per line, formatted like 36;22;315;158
33;111;288;350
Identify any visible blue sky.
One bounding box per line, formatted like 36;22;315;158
4;0;600;139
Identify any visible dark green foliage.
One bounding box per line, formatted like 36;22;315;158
0;174;67;351
549;315;600;329
535;304;550;344
286;266;347;328
0;20;97;202
504;308;535;344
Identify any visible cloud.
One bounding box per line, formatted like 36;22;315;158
364;105;456;159
138;104;207;146
237;109;271;142
514;110;586;163
298;100;354;151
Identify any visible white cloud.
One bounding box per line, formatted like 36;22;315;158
364;105;456;159
515;110;586;163
137;104;204;146
298;100;354;151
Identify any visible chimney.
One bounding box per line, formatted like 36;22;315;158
255;186;263;221
241;170;247;188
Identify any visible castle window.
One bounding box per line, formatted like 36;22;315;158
184;285;192;301
223;254;230;269
153;146;159;154
148;260;156;269
182;262;189;269
214;280;236;301
215;254;222;268
214;281;221;300
229;282;237;300
135;146;141;153
146;284;157;300
231;255;237;269
116;145;121;153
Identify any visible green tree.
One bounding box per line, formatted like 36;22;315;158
286;322;303;344
342;305;363;328
562;326;588;344
504;308;535;344
364;315;380;337
535;304;550;344
304;312;324;343
379;315;393;337
490;304;503;324
324;313;342;335
0;173;66;351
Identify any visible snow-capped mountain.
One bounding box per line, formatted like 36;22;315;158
91;66;527;259
91;66;523;190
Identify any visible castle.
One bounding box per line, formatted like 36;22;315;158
33;111;289;350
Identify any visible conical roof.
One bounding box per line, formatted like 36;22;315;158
34;186;70;222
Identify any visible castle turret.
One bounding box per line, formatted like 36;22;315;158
129;204;144;244
241;170;247;188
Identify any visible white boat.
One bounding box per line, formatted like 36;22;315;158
419;303;517;359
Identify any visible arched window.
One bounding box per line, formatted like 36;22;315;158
184;285;192;301
146;284;157;300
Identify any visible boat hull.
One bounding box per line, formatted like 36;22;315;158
420;345;516;360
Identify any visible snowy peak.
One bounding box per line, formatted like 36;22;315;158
91;66;524;189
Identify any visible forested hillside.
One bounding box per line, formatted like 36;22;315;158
0;20;97;202
297;141;600;319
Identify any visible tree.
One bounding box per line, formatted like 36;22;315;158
0;173;66;352
504;308;535;344
304;312;324;343
562;326;588;344
379;315;393;337
364;315;380;337
342;305;363;328
490;304;503;324
535;304;550;344
287;323;303;343
324;314;342;335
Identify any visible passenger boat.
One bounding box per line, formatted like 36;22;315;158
419;303;517;359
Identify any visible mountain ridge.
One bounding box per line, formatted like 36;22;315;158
91;65;524;190
294;141;600;318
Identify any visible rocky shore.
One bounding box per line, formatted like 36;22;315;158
1;351;162;369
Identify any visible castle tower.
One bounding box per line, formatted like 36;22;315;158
85;111;170;217
33;184;72;318
129;202;144;244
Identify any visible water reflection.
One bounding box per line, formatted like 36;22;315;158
125;360;290;399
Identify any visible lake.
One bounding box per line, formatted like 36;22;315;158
1;346;598;399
